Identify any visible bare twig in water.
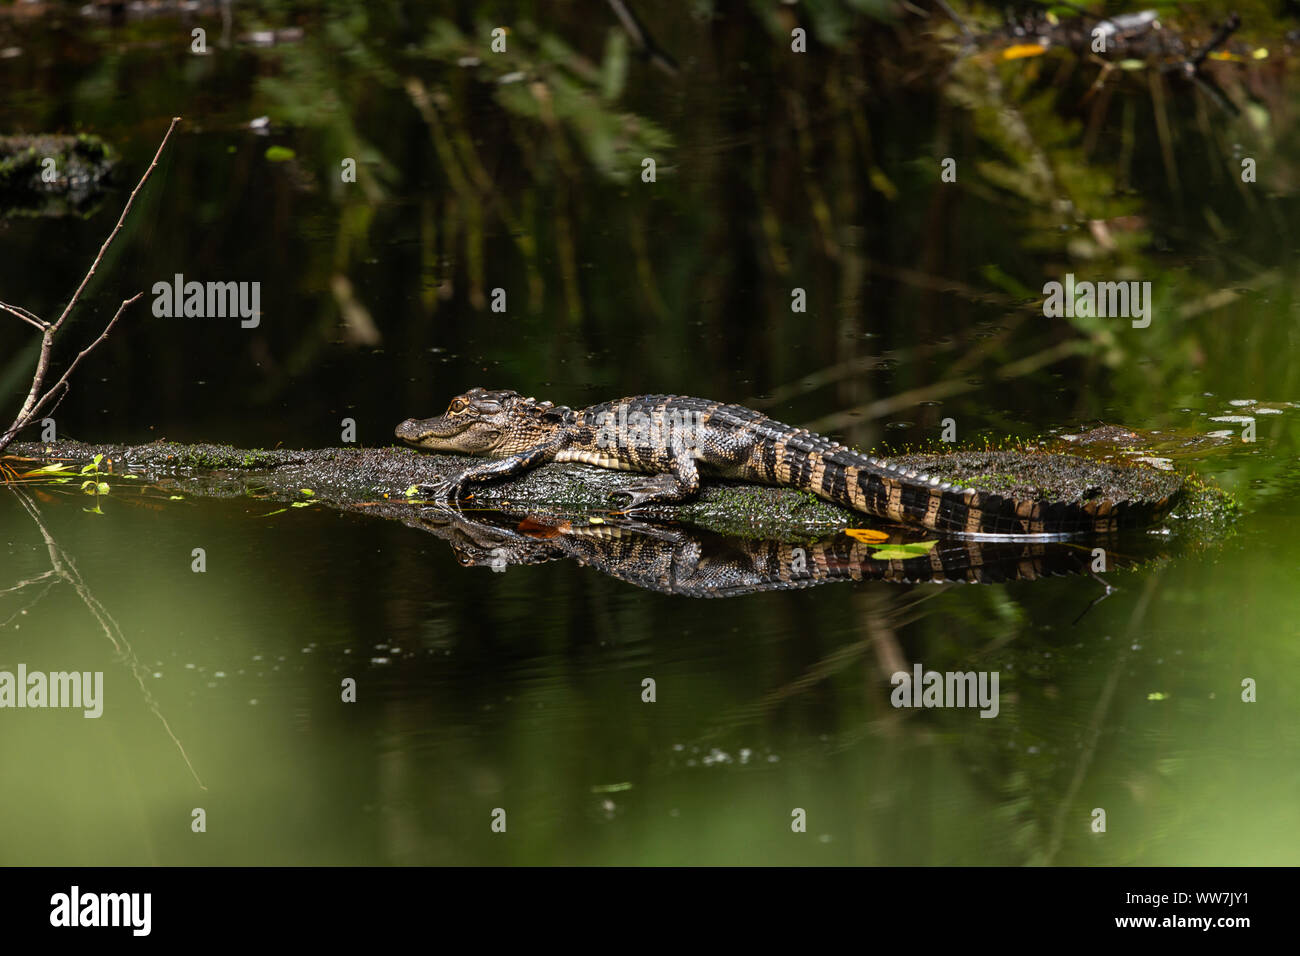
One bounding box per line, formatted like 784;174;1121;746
1178;269;1281;320
0;568;61;629
0;117;181;454
1071;569;1117;625
799;338;1092;433
752;302;1031;410
1042;570;1161;863
7;487;207;789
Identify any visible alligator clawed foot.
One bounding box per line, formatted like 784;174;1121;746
610;503;656;520
609;491;659;512
416;478;466;502
608;492;662;514
609;476;684;513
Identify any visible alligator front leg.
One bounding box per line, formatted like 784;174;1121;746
419;440;565;502
610;455;701;512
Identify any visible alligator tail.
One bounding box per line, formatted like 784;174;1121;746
810;446;1170;537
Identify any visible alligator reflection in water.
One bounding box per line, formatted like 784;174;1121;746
416;504;1169;599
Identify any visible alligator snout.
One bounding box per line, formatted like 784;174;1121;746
395;418;426;442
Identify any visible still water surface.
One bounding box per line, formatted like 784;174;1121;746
2;2;1299;864
3;411;1298;865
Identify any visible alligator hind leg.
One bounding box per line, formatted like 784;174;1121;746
610;456;701;511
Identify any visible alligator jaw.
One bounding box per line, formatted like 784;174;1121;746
395;416;468;450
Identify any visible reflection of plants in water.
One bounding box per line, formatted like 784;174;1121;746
5;3;1298;462
918;17;1300;511
75;4;1290;400
423;19;673;184
248;7;400;373
944;57;1145;255
254;11;398;204
244;9;678;334
408;19;674;322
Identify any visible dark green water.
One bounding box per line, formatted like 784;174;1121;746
2;1;1299;864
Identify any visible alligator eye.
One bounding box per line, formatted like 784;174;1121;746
449;399;467;413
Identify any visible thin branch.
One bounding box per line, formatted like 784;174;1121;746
23;293;142;428
51;116;181;334
0;301;48;331
0;117;181;453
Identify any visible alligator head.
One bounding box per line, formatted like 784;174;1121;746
395;387;571;457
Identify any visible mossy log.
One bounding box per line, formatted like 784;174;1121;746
0;133;117;217
2;436;1224;541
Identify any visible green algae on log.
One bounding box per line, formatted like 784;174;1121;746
888;448;1183;507
4;437;1220;540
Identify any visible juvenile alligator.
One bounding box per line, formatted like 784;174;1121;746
396;389;1182;537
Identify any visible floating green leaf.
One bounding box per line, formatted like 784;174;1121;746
870;540;939;560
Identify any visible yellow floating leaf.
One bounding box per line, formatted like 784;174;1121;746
1001;44;1047;61
844;528;891;543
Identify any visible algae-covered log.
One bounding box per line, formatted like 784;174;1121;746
0;133;117;218
4;435;1223;541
